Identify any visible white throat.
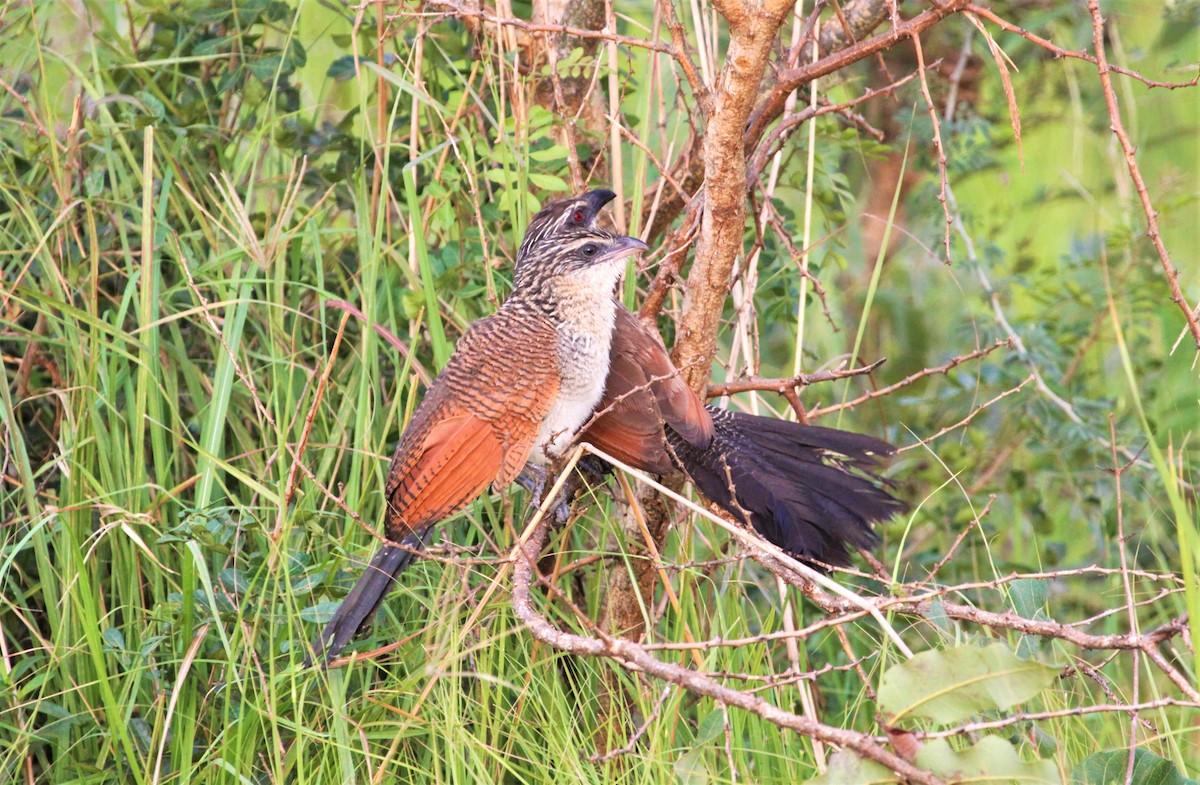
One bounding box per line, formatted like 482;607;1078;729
530;264;624;463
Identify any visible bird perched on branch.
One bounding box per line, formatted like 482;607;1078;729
308;190;903;666
307;191;646;665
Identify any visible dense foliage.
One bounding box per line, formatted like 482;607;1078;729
1;0;1196;782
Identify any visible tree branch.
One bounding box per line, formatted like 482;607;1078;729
511;515;949;784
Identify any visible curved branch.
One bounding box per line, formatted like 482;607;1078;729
746;0;972;145
510;517;948;784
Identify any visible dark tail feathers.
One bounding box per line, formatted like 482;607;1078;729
670;408;905;566
304;532;426;667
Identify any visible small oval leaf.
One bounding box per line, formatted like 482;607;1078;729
878;643;1059;724
803;750;899;785
916;737;1060;784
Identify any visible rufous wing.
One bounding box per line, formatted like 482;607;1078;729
384;412;505;539
582;306;714;473
381;310;563;540
584;344;674;473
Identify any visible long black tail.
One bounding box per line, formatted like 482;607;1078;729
305;532;426;667
669;408;905;566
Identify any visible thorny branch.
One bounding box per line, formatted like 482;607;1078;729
707;358;885;398
495;438;1199;773
511;512;949;785
1085;0;1200;348
745;0;973;146
806;339;1012;418
966;3;1200;91
745;71;921;186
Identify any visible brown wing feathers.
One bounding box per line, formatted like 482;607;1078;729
386;413;504;536
383;314;560;537
584;307;714;474
308;312;559;665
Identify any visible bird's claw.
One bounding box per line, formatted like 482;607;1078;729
515;465;572;525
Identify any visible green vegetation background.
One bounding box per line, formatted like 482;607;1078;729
1;0;1196;782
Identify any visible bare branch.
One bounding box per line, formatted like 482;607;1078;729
510;516;949;784
746;70;920;185
808;339;1012;418
966;3;1200;91
904;698;1200;741
897;374;1034;450
707;358;885;398
1085;0;1200;348
747;0;973;146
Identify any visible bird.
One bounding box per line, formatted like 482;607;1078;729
309;189;903;666
306;189;647;666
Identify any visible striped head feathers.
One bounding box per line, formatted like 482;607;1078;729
513;190;647;293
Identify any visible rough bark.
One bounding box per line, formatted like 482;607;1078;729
671;0;796;392
592;0;795;750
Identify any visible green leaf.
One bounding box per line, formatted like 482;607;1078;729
485;168;517;186
803;750;899;785
917;737;1060;784
84;168;105;197
247;52;285;82
1010;578;1049;618
1073;749;1199;785
694;709;725;746
290;570;328;594
527;172;569;191
878;643;1059;724
287;37;307;68
134;90;165;121
102;627;126;651
672;710;724;785
324;54;355;81
194;35;234;57
673;746;709;785
528;145;569;162
218;567;249;594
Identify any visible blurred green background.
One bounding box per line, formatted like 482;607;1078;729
1;0;1196;782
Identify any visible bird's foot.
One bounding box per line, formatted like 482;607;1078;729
515;465;547;504
574;455;612;487
516;465;572;525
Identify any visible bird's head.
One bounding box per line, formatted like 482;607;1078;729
512;190;648;294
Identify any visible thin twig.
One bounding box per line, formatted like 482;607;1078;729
808;339;1011;417
966;3;1200;91
897;375;1034;450
588;686;673;762
902;697;1200;742
510;514;947;784
707;358;885;398
1084;0;1200;348
417;0;676;55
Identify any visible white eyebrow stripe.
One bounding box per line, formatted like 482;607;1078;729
517;198;612;263
554;201;585;231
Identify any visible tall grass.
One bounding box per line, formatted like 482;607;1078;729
1;0;1196;783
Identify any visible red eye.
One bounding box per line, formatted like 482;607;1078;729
573;209;584;223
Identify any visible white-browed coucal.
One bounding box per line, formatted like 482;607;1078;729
309;190;902;666
307;191;646;664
